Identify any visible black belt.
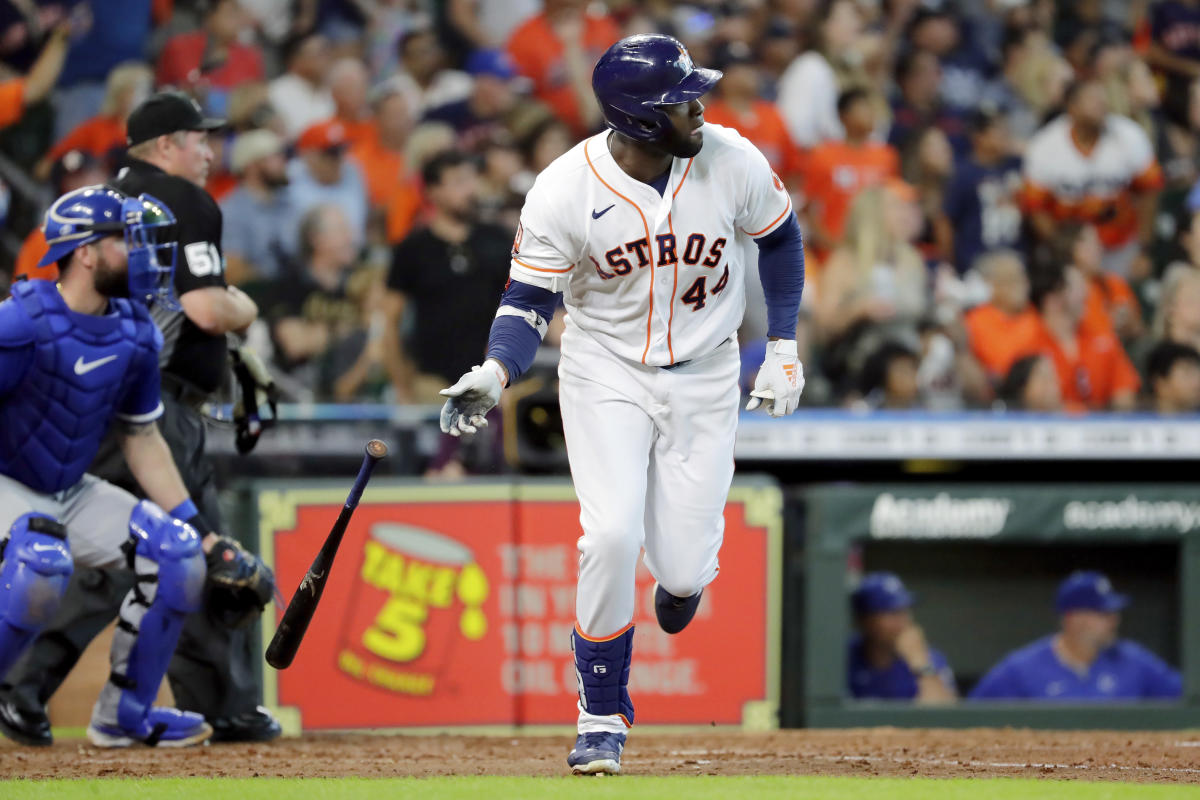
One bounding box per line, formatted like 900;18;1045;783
160;374;210;410
660;336;732;371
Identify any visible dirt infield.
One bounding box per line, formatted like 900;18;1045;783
3;728;1200;782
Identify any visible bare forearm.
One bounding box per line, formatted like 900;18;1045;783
914;674;956;704
24;27;69;104
181;286;258;335
121;425;189;515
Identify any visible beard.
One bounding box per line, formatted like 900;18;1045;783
655;124;704;159
262;169;291;189
93;252;130;299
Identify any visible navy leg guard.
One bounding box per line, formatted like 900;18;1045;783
90;501;207;746
0;514;72;679
571;625;635;727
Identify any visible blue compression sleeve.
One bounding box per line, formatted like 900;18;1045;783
485;280;559;382
755;214;805;339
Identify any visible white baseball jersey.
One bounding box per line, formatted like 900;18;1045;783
509;123;792;366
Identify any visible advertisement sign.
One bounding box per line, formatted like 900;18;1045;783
258;481;781;731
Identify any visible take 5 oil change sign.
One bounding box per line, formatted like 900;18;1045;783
258;482;781;730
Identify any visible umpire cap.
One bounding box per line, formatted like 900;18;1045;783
127;91;226;146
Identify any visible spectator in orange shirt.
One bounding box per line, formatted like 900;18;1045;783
156;0;264;116
505;0;619;135
1146;341;1200;414
1021;79;1164;278
1054;222;1143;342
998;354;1064;412
964;249;1039;380
35;61;152;180
13;149;109;282
702;46;801;183
0;21;71;131
350;82;412;222
1023;262;1141;412
802;88;899;260
328;57;373;147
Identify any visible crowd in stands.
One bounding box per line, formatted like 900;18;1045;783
2;0;1200;414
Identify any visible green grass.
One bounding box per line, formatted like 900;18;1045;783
1;777;1198;799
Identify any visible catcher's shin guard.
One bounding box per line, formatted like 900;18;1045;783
571;624;635;728
91;501;205;743
0;514;72;678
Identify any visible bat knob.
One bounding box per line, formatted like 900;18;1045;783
366;439;389;460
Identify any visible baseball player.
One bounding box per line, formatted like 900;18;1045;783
969;571;1180;700
439;34;805;774
0;186;262;747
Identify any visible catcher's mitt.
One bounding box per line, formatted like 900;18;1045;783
205;537;276;628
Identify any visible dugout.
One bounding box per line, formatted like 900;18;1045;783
790;484;1200;729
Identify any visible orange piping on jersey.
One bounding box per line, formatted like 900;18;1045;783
672;157;694;199
513;256;573;274
585;137;656;364
662;159;692;364
743;198;793;237
666;212;677;363
574;621;634;642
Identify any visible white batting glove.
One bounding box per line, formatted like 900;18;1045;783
439;359;507;437
746;339;805;417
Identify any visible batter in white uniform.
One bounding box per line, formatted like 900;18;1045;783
439;34;806;775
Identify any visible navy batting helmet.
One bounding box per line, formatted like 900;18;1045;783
592;34;722;142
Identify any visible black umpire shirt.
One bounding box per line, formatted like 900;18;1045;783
115;157;228;394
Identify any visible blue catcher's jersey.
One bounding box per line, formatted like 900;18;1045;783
0;280;163;493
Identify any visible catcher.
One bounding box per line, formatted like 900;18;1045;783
0;92;277;746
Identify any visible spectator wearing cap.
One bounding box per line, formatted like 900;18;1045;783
1021;79;1164;278
701;49;801;185
970;571;1181;700
998;353;1063;412
391;28;472;114
220;129;295;284
1146;341;1200;414
156;0;264;117
350;83;413;212
288;119;368;249
934;110;1023;275
13;149;107;282
964;249;1038;380
801;88;899;262
504;0;618;136
425;49;531;154
848;572;957;702
36;62;152;180
1018;261;1140;412
328;57;373;148
269;32;335;139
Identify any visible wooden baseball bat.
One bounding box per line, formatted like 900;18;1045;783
265;439;388;670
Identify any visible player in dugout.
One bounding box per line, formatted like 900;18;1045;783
847;572;957;702
969;571;1181;700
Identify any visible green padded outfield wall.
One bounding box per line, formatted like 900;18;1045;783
800;484;1200;729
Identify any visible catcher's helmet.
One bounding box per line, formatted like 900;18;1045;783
592;34;722;142
38;185;180;310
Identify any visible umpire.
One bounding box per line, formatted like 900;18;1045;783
0;91;279;744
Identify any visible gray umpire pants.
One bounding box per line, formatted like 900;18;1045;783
1;392;260;721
